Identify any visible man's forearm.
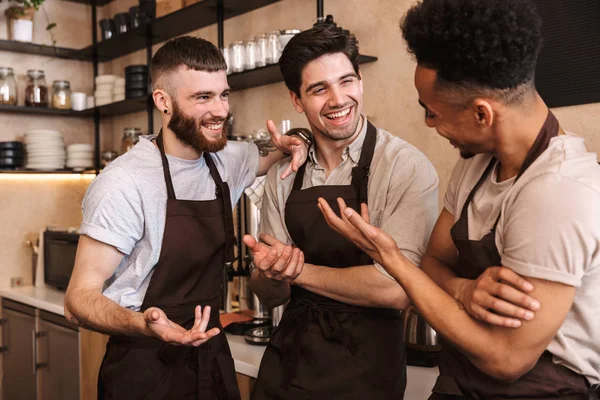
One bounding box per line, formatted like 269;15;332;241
293;263;409;309
248;270;291;309
386;252;539;380
421;254;467;302
65;288;150;337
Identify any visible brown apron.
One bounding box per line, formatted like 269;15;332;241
251;122;407;400
97;133;241;400
430;111;593;400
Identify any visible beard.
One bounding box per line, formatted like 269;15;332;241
167;102;228;153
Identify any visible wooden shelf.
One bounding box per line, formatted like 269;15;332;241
1;96;150;118
0;40;91;61
228;55;378;91
80;0;281;62
62;0;113;5
80;96;150;117
0;104;88;117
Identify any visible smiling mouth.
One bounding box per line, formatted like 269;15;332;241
323;106;353;124
202;122;224;132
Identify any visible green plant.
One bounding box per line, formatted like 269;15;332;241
2;0;57;44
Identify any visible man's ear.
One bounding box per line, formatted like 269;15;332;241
290;90;304;114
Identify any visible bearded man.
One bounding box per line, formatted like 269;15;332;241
64;36;309;400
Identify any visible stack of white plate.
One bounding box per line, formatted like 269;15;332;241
24;130;66;170
67;144;94;171
95;75;119;106
113;77;126;102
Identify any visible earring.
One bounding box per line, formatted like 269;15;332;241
163;109;168;114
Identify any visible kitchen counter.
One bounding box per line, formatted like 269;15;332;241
0;286;438;397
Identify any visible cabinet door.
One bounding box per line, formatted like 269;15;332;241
38;317;80;400
2;307;37;400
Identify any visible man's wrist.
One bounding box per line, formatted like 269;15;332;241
286;128;312;149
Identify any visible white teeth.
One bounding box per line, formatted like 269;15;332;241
204;124;223;130
326;108;351;119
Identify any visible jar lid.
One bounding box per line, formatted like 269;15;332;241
268;30;280;36
53;80;71;88
280;29;301;35
232;41;245;45
0;67;14;75
124;127;142;134
27;70;45;78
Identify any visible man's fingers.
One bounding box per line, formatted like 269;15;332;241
271;246;293;273
495;267;537;296
190;328;221;346
198;305;211;332
191;305;202;331
360;203;370;223
259;233;285;249
266;120;280;142
488;283;540;315
242;234;258;250
341;204;380;240
317;197;344;232
470;304;522;328
283;247;301;281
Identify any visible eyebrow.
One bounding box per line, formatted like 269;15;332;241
304;73;359;95
190;88;230;98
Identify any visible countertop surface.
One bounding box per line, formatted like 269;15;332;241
0;285;438;397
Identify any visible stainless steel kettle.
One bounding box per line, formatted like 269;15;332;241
403;305;441;350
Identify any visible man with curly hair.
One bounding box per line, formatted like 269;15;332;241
317;0;600;399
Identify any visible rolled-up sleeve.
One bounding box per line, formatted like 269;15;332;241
79;167;144;255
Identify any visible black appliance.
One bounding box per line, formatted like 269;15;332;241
43;229;80;291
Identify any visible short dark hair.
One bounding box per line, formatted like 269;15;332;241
150;36;226;88
401;0;543;104
279;25;360;97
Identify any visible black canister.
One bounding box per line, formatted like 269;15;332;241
114;12;131;35
99;18;115;40
129;6;142;28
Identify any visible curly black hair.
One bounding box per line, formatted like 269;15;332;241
279;25;360;98
401;0;543;91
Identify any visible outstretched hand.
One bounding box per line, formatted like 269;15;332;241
144;305;220;347
317;197;402;269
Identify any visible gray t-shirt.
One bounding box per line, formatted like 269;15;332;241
444;133;600;385
80;135;259;311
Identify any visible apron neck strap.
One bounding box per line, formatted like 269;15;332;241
351;121;377;205
458;109;560;228
156;131;177;200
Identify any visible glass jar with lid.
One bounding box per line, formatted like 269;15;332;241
266;30;282;64
255;35;268;68
121;127;142;154
244;38;257;70
25;69;49;107
0;67;18;106
229;41;245;73
52;80;72;110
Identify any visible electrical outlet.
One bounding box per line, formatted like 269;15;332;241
10;277;23;287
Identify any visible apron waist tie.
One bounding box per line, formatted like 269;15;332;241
280;298;358;389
